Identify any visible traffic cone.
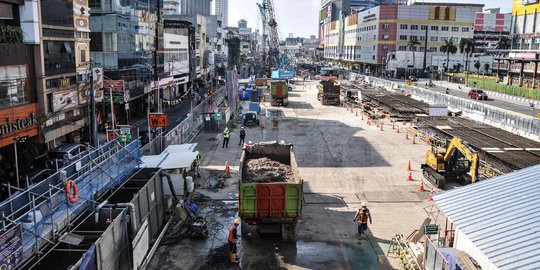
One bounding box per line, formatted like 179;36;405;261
225;160;231;177
419;179;425;192
405;131;409;140
427;188;434;201
412;136;416;144
380;123;384;131
407;171;413;181
407;160;411;171
361;114;364;120
376;122;380;128
351;108;354;114
392;122;395;130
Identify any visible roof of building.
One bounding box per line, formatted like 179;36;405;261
433;164;540;270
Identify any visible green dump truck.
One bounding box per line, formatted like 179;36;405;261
238;141;303;241
269;80;289;106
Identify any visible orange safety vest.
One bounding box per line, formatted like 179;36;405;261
357;208;370;224
228;225;237;243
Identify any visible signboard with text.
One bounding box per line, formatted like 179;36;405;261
148;113;168;127
0;224;23;269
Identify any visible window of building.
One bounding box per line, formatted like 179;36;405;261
419;47;425;51
399;35;407;40
430;36;438;41
383;24;390;29
452;37;459;42
373;45;376;50
441;26;449;31
462;27;469;32
373;35;376;40
47;93;53;112
372;55;375;60
411;25;418;30
431;26;439;31
383;35;389;40
400;24;408;29
452;27;459;32
420;36;426;41
430;47;438;52
410;36;418;41
421;25;428;30
399;46;407;50
382;45;388;50
44;41;76;76
0;65;28;109
80;49;86;63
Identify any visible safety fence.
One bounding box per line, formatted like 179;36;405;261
369;77;540;141
0;140;141;269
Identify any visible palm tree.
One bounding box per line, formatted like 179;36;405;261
495;36;511;50
407;40;421;75
459;38;475;72
483;63;490;75
474;61;481;73
440;39;457;72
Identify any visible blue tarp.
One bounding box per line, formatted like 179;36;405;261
438;248;469;270
79;243;97;270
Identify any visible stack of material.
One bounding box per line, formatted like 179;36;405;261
243;157;293;183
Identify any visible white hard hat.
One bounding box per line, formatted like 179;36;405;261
361;202;367;207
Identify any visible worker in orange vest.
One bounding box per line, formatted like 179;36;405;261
354;202;372;240
228;218;240;263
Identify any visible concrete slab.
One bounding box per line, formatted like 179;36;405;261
303;193;346;205
362;191;422;203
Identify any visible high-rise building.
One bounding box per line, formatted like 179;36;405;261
212;0;229;27
474;10;511;53
179;0;211;16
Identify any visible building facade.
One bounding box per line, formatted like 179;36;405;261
474;9;511;53
212;0;228;27
179;0;211;16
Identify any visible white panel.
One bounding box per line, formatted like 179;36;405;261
454;228;499;270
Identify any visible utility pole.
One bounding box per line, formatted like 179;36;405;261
422;25;429;75
90;61;99;147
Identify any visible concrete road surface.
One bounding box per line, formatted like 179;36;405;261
149;81;441;270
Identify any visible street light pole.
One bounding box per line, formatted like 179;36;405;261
90;61;99;147
13;138;19;188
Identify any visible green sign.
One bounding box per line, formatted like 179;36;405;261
214;112;222;121
425;225;439;235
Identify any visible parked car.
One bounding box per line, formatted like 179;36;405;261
468;89;488;100
243;111;260;126
46;144;89;170
24;168;54;184
408;76;418;82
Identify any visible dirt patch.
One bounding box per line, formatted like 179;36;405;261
198;245;241;270
242;158;294;183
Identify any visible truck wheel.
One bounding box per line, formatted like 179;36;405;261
280;223;298;242
241;220;249;238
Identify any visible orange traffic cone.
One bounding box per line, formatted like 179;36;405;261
361;114;364;120
427;188;434;201
351;108;354;114
407;171;413;181
392;123;395;130
407;160;411;171
376;122;380;128
412;136;416;144
419;179;425;192
225;160;231;177
405;131;409;140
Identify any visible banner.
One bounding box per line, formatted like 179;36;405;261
0;224;23;269
92;67;104;102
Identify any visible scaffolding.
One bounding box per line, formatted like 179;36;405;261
0;139;141;269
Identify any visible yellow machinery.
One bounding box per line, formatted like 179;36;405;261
421;136;479;188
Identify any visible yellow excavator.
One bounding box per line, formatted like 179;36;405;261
421;136;479;188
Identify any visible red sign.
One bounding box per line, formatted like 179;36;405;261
148;113;168;127
103;80;125;92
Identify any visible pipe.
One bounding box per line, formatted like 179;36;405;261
95;200;109;223
160;171;180;202
106;203;137;232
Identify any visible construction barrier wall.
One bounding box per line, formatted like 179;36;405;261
368;77;540;141
0;140;141;269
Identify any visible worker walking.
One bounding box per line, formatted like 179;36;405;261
228;218;240;263
354;202;372;240
239;127;246;146
194;153;202;177
222;127;230;148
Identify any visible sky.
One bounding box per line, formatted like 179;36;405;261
228;0;513;39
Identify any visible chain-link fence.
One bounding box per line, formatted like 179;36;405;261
368;77;540;141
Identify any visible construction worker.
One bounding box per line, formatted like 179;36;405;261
228;218;240;263
194;153;202;177
354;202;372;239
239;127;246;146
222;127;230;148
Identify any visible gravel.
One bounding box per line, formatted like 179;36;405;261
242;157;294;183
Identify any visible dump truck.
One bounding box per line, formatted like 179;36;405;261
269;80;289;106
238;141;303;241
317;80;340;105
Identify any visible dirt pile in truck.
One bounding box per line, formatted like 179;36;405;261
243;157;294;183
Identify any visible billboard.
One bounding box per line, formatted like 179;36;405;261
513;0;540;15
53;90;79;112
163;33;190;76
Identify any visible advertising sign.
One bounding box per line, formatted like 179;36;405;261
0;224;23;269
103;80;125;92
53;90;79;112
92;67;104;102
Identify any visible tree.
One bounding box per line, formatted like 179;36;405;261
226;37;241;70
407;40;421;75
440;39;457;72
483;63;490;75
474;61;481;73
495;36;511;50
459;38;475;72
0;25;23;44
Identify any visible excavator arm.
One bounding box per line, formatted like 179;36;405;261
442;137;479;183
